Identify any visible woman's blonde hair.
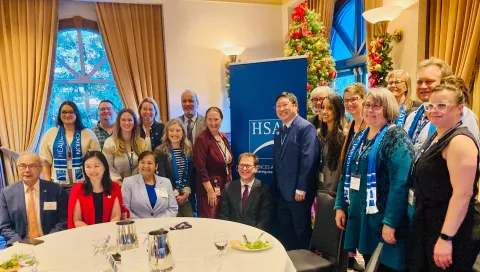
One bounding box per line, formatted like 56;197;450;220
386;69;415;111
114;108;146;156
154;118;192;160
138;97;160;126
365;88;399;121
343;82;367;99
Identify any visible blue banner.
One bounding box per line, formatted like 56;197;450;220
229;56;308;184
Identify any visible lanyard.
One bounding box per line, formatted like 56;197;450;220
170;147;189;190
410;121;462;177
126;150;134;175
216;136;230;175
395;104;407;127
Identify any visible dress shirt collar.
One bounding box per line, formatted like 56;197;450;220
184;113;198;122
23;179;40;193
240;178;254;187
284;114;298;128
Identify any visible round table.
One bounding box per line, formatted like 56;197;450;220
1;218;296;272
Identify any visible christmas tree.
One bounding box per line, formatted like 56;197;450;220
284;1;336;116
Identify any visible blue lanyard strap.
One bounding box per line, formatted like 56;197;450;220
343;122;390;206
395;104;407;127
170;146;189;190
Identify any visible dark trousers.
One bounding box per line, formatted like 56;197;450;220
275;195;313;251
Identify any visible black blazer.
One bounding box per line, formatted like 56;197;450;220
156;151;194;193
140;121;165;151
219;178;273;230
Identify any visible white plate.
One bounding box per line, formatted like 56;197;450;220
230;240;272;252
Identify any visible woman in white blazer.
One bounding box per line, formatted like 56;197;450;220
122;151;178;218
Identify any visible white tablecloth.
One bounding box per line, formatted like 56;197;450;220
0;218;296;272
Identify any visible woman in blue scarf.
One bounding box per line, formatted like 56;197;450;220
386;70;422;127
334;88;414;271
155;118;194;217
40;101;100;186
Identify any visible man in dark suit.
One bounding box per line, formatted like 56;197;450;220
177;90;207;216
0;153;67;245
273;92;320;250
219;153;273;230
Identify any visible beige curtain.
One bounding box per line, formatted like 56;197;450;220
95;3;168;122
427;0;480;88
364;0;387;42
0;0;58;184
307;0;334;40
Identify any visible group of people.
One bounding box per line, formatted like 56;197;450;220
0;57;478;272
294;57;478;272
0;90;274;246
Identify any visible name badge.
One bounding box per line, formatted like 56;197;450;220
408;189;415;206
214;186;221;196
351;176;361;191
44;202;57;211
155;188;168;198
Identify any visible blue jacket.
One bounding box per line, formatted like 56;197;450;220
273;116;320;201
122;174;178;218
0;179;67;245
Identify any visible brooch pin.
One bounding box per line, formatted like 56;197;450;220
107;195;112;199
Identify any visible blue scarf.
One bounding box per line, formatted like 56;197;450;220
395;104;407;127
170;147;189;191
343;123;390;214
53;126;83;184
407;105;436;142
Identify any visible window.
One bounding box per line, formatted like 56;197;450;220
330;0;367;96
43;18;123;134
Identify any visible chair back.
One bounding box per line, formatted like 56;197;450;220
310;191;343;259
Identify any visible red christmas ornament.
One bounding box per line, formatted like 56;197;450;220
292;30;302;39
316;64;321;70
320;80;328;86
296;44;302;51
307;83;311;91
321;29;327;36
325;60;330;66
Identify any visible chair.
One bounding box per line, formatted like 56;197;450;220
365;242;383;272
287;191;347;272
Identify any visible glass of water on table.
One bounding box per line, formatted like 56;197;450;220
213;232;228;259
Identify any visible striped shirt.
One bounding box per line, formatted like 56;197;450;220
173;148;185;184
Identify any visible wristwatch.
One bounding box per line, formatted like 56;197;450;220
439;233;454;241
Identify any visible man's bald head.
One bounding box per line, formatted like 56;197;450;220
181;90;199;118
17;153;42;186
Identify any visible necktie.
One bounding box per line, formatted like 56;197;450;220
187;119;193;144
26;187;40;238
242;184;249;208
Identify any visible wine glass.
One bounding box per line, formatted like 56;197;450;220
213;232;228;259
204;252;222;272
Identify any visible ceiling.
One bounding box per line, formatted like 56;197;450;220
199;0;286;5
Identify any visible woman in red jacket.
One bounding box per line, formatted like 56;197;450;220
193;107;233;218
68;151;122;228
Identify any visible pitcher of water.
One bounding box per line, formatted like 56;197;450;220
147;229;174;272
116;219;139;251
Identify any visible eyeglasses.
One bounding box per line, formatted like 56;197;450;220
18;164;41;171
416;79;438;87
61;111;75;115
310;97;325;104
387;80;404;86
363;103;383;111
274;103;294;110
237;164;255;170
423;102;457;112
343;96;360;104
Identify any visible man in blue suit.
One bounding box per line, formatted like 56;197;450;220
0;153;67;245
273;92;320;250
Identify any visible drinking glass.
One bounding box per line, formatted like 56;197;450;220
17;249;36;268
204;252;221;272
213;232;228;259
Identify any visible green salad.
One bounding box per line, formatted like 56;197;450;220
245;240;270;250
0;253;33;269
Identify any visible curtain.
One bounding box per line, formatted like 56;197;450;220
427;0;480;103
95;3;168;122
363;0;386;42
307;0;334;40
0;0;58;184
